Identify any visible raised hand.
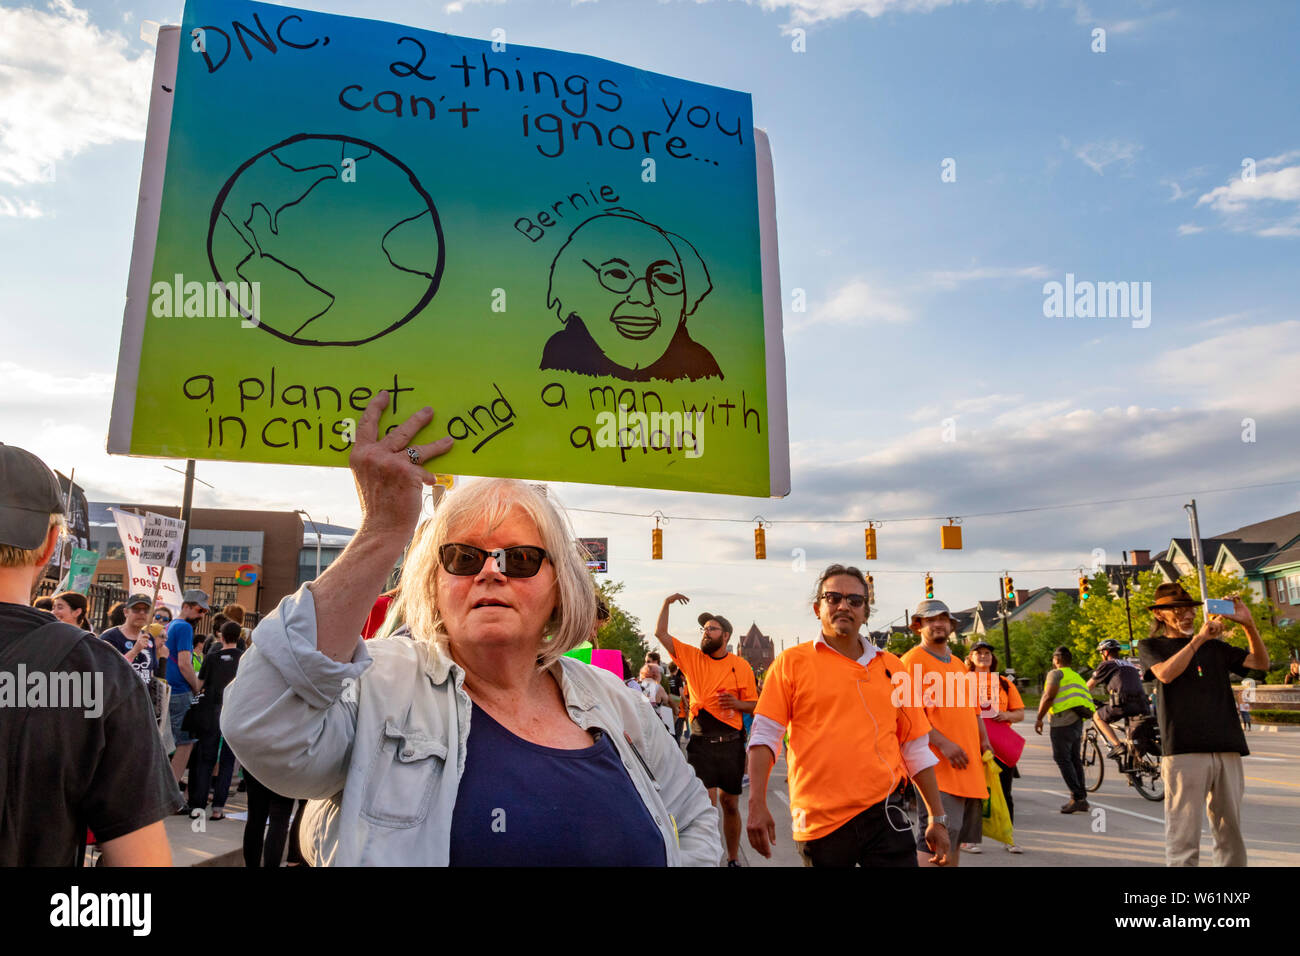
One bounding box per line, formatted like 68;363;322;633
350;391;453;539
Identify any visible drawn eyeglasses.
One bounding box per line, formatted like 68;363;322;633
583;258;682;296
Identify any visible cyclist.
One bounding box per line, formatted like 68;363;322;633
1087;639;1150;760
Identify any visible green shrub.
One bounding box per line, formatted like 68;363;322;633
1251;709;1300;724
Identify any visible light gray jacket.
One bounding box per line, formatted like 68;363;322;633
221;584;719;866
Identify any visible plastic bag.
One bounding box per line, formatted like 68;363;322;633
981;751;1014;845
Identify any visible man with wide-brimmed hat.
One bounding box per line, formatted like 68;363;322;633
1138;582;1268;867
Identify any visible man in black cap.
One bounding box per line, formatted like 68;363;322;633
0;443;181;865
656;593;757;866
99;592;165;692
1138;582;1267;867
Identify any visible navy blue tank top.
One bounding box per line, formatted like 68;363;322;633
449;703;667;867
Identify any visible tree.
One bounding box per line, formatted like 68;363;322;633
592;579;649;680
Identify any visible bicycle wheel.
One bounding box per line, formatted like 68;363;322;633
1081;732;1104;792
1132;754;1164;801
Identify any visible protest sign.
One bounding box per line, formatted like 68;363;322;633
111;509;183;614
578;537;608;572
140;511;186;567
108;0;789;497
62;549;100;594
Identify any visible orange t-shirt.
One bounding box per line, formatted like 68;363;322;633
899;646;988;799
972;669;1024;717
755;642;931;842
665;637;756;730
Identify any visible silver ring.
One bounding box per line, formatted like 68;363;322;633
406;447;421;465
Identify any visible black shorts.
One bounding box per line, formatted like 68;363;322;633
686;735;745;795
796;796;918;868
1095;703;1145;725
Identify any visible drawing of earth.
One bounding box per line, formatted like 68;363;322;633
207;134;444;346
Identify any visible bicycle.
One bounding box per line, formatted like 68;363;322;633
1081;718;1164;801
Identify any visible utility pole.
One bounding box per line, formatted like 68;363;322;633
176;460;195;588
1184;499;1211;618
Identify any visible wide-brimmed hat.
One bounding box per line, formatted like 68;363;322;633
911;599;951;622
697;611;733;635
1146;582;1200;612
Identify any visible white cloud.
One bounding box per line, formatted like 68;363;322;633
788;277;911;331
0;1;153;187
1149;321;1300;414
0;196;45;218
1069;139;1141;176
1192;156;1300;239
1176;223;1204;235
928;265;1051;288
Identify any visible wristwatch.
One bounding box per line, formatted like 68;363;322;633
930;814;948;825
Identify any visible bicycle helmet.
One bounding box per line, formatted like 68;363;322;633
1097;638;1122;653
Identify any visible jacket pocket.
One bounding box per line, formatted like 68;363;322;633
359;720;447;828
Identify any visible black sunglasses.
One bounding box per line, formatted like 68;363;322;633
820;591;867;608
438;543;550;578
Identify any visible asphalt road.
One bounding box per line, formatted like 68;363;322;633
725;726;1300;868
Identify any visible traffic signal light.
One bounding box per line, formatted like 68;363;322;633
651;525;663;560
866;574;875;606
864;526;877;560
1079;576;1091;600
754;524;767;560
925;573;934;599
1004;576;1015;601
940;520;962;550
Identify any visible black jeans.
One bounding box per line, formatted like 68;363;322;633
1050;720;1086;800
794;796;918;868
243;771;295;867
994;757;1015;823
189;717;236;811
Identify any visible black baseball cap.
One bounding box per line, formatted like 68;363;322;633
971;640;995;652
0;443;64;550
697;611;733;635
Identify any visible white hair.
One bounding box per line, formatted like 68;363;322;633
378;479;596;669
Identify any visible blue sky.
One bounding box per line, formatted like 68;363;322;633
2;0;1298;648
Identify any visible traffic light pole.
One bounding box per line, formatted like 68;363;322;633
999;574;1013;671
1121;550;1135;650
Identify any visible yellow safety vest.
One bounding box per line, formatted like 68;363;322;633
1050;666;1096;715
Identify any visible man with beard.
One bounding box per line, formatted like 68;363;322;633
746;565;950;867
1138;583;1267;867
540;210;721;382
900;599;990;867
656;593;756;866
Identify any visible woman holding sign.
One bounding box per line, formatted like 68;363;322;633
223;392;717;866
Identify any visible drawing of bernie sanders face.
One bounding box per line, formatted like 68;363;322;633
540;210;721;382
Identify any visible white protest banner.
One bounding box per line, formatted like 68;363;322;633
140;511;186;567
111;509;183;613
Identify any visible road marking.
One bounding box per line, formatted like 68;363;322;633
1033;788;1165;825
773;790;789;805
1245;776;1300;789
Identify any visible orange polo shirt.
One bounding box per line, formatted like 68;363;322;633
665;637;756;730
755;641;931;842
899;645;988;800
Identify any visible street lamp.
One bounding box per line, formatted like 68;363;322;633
295;509;322;580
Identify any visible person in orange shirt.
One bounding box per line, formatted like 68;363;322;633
746;565;951;867
966;640;1025;854
656;593;757;867
899;599;990;867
